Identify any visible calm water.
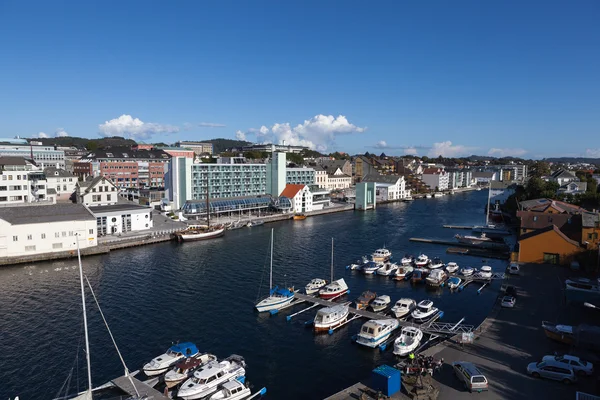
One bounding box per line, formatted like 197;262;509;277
0;190;507;400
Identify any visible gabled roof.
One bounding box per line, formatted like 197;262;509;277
362;174;403;184
280;184;306;198
519;225;581;247
551;169;577;179
78;176;118;194
319;159;349;170
0;156;36;166
422;168;443;175
44;167;75;178
0;203;95;224
559;181;587;190
328;173;351;178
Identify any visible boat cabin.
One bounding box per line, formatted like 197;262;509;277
481;266;492;273
361;320;385;337
372;248;391;259
166;342;199;358
416;300;433;312
315;305;348;323
402;326;420;338
221;380;246;396
174;357;202;374
372;295;390;307
428;269;445;281
192;361;227;384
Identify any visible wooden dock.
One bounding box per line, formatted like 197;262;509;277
446;247;510;259
112;375;170;400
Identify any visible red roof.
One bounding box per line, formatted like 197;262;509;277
280;184;306;198
423;168;441;174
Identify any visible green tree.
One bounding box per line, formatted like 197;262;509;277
530;161;550;178
286;153;304;165
525;177;546;198
85;141;98;151
587;177;598;193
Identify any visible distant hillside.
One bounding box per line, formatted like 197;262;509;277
543;157;600;165
30;136;136;150
205;138;252;153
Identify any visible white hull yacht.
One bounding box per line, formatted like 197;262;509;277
411;300;439;323
372;247;392;262
415;254;429;267
164;353;217;389
428;258;444;269
370;295;391;312
391;298;417;319
445;262;459;274
178;355;246;400
376;262;398;276
314;304;350;332
143;342;200;377
393;326;424;356
305;278;327;295
356;319;400;348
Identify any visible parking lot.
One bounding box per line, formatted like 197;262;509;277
423;263;600;399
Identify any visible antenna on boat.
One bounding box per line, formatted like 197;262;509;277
330;237;334;282
76;234;93;400
270;228;274;290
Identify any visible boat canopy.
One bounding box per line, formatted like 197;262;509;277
270;286;294;297
170;342;199;356
556;325;573;334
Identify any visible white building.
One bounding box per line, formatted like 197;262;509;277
90;203;154;236
421;168;449;191
549;169;579;186
313;165;351;191
361;174;410;201
314;165;328;189
279;184;313;213
0;156;51;205
77;176;119;207
44;167;77;202
0;139;66;169
0;203;97;258
558;181;587;195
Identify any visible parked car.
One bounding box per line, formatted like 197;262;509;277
527;361;577;384
504;285;518;298
501;296;516;308
541;355;594;376
452;361;489;392
507;263;520;275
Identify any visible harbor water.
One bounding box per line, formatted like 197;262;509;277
0;190;509;400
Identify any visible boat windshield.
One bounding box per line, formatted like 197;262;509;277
166;350;180;357
417;305;430;312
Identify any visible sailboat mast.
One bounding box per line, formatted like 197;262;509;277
206;173;210;227
485;183;491;226
330;237;334;282
270;229;274;290
76;235;93;399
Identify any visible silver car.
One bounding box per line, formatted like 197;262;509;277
527;361;577;384
541;355;594;376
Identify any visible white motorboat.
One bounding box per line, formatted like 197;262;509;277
428;257;444;269
393;326;424;356
426;269;448;287
143;342;200;377
415;254;429;267
179;355;246;400
164;353;217;389
319;278;349;299
376;262;398;276
305;278;327;295
362;261;381;275
565;278;600;293
255;230;295;312
314;304;350;332
209;379;249;400
246;219;265;227
447;276;462;289
370;295;391;312
392;265;414;281
356;319;400;348
371;248;392;262
460;266;474;277
348;256;369;270
175;226;226;241
445;262;459;273
479;266;493;279
400;254;414;265
411;300;439;323
390;298;416;318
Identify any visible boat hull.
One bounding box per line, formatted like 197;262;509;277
356;331;394;348
319;289;348;299
314;315;348;332
177;228;225;241
255;295;294;312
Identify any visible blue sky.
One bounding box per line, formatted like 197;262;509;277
0;1;598;158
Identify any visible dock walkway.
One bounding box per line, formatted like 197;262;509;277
112;375;170;400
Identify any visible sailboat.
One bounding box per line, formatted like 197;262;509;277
175;175;225;241
319;238;348;299
471;185;510;237
255;229;295;312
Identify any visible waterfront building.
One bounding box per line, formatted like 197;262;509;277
0;139;65;169
76;176;119;207
175;141;214;155
0;157;51;205
314;165;328;189
0;203;97;258
91;202;154;236
44;167;77;202
160;146;195;159
181;196;273;219
420;168;449;191
78;147;171;189
317;159;353;178
354;156;378;183
490;181;517;206
446;168;472;190
355;182;376;210
472;171;497;184
286;166;315;186
313;164;352;191
361;174;410;202
279;184;313;213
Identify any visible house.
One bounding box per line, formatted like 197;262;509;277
361;174;410;202
420;168;449;191
0;156;51;205
279;184;313;213
558;181;587;194
518;225;582;264
518;198;584;214
91;202;154;236
44;167;77;202
548;169;578;186
317;159;352;178
0;203;97;258
314;165;328;189
325;167;352;191
77;176;119;207
354;156;378;183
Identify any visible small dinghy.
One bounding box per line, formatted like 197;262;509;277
393;326;423;356
447;276;462;290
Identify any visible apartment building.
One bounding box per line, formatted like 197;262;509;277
421;168;449;191
0;139;65;169
286;167;315;186
175;141;214;155
0;157;50;205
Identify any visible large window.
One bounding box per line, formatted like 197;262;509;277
543;253;559;265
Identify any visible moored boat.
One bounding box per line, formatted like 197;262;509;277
362;261;381;275
415;254;429;267
478;265;493;279
164;353;217;389
411;268;428;284
372;247;392;262
347;256;369;270
376;262;398;276
411;300;439;323
428;257;444;269
292;213;307;220
178;355;246;400
392;265;414;281
400;254;414;265
542;321;575;345
305;278;327;295
355;290;377;310
356;319;400;348
393;326;423;356
208;379;250;400
255;230;295;312
143;342;199;377
370;295;391;312
454;233;507;249
247;219;265;227
447;276;462;289
313;304;350;332
391;298;417;318
460;266;474;277
426;269;448;287
445;262;459;273
175;225;226;241
319;278;348;299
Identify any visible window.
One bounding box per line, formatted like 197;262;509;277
107;194;111;201
69;231;74;236
89;229;94;235
99;186;103;192
13;236;18;242
63;185;67;191
55;232;60;238
27;234;32;240
41;233;46;239
62;231;67;237
25;245;36;251
52;243;63;249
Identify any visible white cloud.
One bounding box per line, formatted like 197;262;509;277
198;122;226;128
487;148;527;158
237;114;365;151
404;147;418;156
427;141;476;158
98;114;179;139
235;130;246;140
55;128;69;137
585;148;600;158
36;132;48;138
374;140;388;149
